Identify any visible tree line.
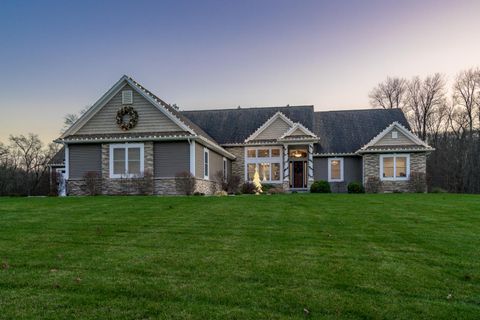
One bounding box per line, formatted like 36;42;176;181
369;67;480;193
0;134;59;196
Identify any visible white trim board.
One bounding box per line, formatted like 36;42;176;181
360;122;430;150
245;112;295;142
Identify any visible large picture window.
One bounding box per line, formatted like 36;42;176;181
109;143;144;178
328;158;344;182
245;147;282;182
380;154;410;181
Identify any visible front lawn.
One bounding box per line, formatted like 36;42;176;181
0;194;479;319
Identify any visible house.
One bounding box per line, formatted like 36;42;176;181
54;75;433;195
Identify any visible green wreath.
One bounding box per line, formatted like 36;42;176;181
116;106;139;131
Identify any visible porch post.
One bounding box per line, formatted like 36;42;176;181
283;144;289;190
308;143;314;186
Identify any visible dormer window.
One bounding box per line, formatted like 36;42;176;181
122;90;133;105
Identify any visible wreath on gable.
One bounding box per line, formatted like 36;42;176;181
116;106;139;131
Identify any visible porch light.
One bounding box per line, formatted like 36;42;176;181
292;150;303;158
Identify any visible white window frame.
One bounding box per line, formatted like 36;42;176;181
379;154;410;181
203;148;209;180
223;157;227;182
244;146;283;183
328;157;344;182
109;143;144;179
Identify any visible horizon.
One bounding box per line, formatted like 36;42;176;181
1;0;479;144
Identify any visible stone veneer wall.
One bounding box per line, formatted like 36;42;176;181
225;147;245;183
363;152;427;192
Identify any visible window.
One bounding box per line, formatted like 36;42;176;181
204;148;209;179
380;154;410;181
109;143;144;178
392;131;398;139
223;157;227;181
328;158;344;182
122;90;133;105
245;147;282;182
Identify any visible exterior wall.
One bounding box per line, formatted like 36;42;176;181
374;129;415;146
363;152;427;192
255;117;291;140
68;144;102;179
154;142;190;177
225;146;245;183
313;156;362;193
76;84;183;135
195;143;224;180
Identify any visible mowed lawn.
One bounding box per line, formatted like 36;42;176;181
0;195;479;319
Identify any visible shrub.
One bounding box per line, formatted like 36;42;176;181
365;176;382;193
132;170;154;195
83;171;101;196
175;171;196;195
226;174;241;194
310;180;331;193
409;171;427;193
347;181;365;194
268;187;285;194
261;184;275;193
430;186;447;193
214;190;228;196
241;182;256;194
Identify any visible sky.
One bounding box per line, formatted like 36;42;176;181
0;0;479;144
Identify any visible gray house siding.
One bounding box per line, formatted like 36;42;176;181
313;156;362;192
154;142;190;177
76;84;183;135
68;144;102;179
195;143;224;180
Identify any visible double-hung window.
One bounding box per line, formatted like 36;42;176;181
245;147;282;182
328;158;344;182
380;154;410;181
109;143;144;178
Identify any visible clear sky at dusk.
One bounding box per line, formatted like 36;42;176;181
0;0;479;144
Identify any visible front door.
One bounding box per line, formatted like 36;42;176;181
293;161;304;188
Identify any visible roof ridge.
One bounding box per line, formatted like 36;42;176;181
314;108;403;114
182;105;314;113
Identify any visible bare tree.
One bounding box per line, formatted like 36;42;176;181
62;106;90;133
404;74;446;141
8;134;58;195
369;77;407;109
452;68;480;135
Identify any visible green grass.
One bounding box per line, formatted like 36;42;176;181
0;194;479;319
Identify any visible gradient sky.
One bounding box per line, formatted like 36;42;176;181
1;0;479;144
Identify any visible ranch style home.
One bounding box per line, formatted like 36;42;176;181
54;75;433;195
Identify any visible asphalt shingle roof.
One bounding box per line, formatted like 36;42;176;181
182;106;411;154
182;105;315;144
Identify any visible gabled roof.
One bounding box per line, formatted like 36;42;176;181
313;108;411;154
58;76;235;159
359;121;431;151
182;105;315;144
279;122;317;139
245;112;294;142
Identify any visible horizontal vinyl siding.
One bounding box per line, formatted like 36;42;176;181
374;130;415;146
255;118;291;140
69;144;102;179
154;142;190;177
77;84;183;135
